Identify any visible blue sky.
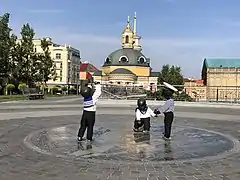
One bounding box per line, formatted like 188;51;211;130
1;0;240;78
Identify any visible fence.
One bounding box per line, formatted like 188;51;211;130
99;84;240;103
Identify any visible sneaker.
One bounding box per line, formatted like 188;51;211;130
77;137;83;142
162;136;171;140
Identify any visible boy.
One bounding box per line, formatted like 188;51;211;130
133;97;160;132
155;82;177;140
77;82;101;142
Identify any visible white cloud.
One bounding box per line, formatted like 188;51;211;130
32;27;240;78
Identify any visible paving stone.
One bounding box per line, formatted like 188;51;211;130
1;101;240;179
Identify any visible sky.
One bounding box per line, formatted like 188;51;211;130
1;0;240;78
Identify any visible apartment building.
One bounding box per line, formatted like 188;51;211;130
32;37;81;86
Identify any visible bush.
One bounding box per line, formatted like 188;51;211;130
51;86;59;94
6;84;15;95
61;86;67;92
18;83;28;92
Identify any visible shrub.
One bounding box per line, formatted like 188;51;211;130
6;84;15;95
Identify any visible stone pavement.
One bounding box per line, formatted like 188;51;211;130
1;97;240;179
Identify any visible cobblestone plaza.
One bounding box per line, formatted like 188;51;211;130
1;97;240;179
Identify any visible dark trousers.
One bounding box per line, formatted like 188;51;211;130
77;110;96;140
134;117;150;131
163;112;174;138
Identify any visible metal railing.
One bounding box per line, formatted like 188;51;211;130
98;84;240;103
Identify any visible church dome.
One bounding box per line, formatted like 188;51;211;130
103;48;150;67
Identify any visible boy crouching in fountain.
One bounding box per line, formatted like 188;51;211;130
133;97;160;132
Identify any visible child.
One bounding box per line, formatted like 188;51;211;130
133;97;160;132
77;82;101;142
155;82;177;140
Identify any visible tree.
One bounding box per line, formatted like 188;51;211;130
6;84;15;95
158;64;184;90
61;86;67;94
36;38;56;84
13;23;38;86
18;83;28;92
0;13;12;91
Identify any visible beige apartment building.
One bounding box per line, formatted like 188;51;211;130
32;37;81;86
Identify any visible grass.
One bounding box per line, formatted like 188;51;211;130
0;94;79;102
0;95;25;102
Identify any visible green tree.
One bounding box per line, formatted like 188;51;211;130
18;83;28;94
158;64;184;90
0;13;12;88
36;38;56;84
14;23;38;86
61;86;67;94
6;84;15;95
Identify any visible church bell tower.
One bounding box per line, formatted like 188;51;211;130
121;13;142;51
122;16;134;49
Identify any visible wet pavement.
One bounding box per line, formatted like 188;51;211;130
24;124;237;163
1;98;240;179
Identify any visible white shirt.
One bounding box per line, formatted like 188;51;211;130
135;107;156;120
83;84;102;111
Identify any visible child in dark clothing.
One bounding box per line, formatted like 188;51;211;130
77;83;101;142
154;82;177;140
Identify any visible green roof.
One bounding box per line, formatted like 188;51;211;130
204;58;240;68
103;48;150;67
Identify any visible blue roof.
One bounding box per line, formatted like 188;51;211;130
204;58;240;68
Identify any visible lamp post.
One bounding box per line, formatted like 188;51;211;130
67;77;70;95
236;67;238;102
77;74;79;95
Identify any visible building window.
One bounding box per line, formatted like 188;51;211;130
138;56;146;64
34;48;37;52
60;63;62;68
119;56;128;63
60;70;62;76
125;35;129;43
105;57;110;64
60;77;62;82
56;53;61;59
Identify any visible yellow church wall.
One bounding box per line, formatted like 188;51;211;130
102;66;150;76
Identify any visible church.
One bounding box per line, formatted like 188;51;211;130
93;13;160;88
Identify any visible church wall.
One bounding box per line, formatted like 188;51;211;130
149;77;158;85
102;66;150;76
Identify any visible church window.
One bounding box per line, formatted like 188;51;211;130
105;57;110;64
119;56;128;63
138;56;146;64
125;35;129;43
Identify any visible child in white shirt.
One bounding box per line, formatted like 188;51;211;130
133;98;160;132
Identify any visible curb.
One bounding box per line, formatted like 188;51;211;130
98;99;240;109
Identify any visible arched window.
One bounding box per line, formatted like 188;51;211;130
125;35;129;43
138;56;146;64
105;57;110;64
119;56;128;63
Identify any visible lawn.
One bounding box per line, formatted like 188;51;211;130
0;94;79;102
